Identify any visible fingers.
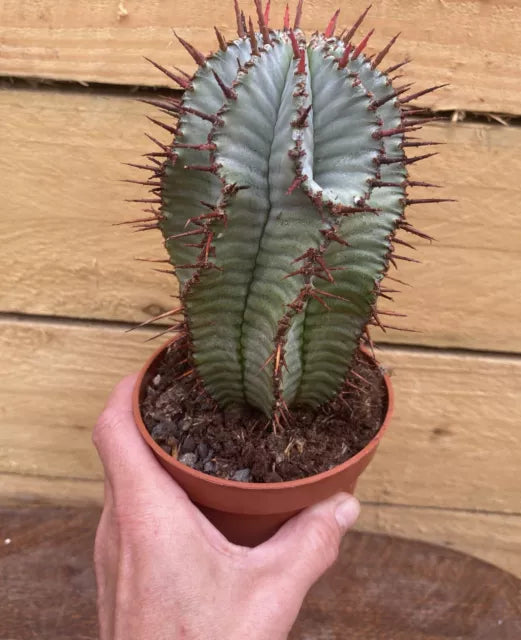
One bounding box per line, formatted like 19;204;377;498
257;493;360;598
92;373;141;457
93;374;153;481
92;374;185;500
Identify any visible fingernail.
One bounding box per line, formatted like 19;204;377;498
335;496;360;533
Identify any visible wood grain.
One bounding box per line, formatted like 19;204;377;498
0;507;98;640
0;320;154;483
359;349;521;514
1;88;521;352
1;508;519;640
357;504;521;580
1;0;520;114
0;473;104;507
0;89;177;326
293;525;521;639
1;319;520;517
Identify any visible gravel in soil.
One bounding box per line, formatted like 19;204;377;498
141;344;388;483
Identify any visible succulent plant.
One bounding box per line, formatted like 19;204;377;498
127;0;449;426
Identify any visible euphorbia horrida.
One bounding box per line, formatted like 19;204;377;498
127;1;449;426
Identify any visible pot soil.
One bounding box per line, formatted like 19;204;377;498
133;339;393;546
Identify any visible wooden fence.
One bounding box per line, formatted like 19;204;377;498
1;0;520;576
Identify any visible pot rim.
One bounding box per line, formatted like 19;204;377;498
133;337;394;491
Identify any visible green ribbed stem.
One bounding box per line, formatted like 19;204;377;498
156;23;410;418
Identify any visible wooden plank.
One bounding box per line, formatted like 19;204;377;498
1;0;520;114
0;320;155;483
1;320;520;517
357;349;521;514
1;89;521;352
373;246;521;351
0;474;103;507
0;89;177;326
357;505;521;579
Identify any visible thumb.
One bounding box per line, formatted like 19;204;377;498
260;493;360;595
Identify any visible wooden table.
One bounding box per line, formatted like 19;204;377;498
1;507;520;639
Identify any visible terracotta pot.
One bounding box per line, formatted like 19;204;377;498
133;339;394;547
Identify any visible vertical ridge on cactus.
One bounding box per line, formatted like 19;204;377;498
128;1;450;423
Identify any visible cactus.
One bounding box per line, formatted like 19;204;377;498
128;1;449;425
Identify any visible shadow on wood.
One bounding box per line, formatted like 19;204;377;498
1;507;519;639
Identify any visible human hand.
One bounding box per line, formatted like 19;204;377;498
93;375;360;640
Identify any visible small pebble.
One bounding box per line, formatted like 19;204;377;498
181;435;196;454
151;421;177;441
181;416;192;432
203;461;216;474
4;538;11;545
196;442;209;460
179;453;197;468
144;418;157;431
152;374;161;387
231;468;251;483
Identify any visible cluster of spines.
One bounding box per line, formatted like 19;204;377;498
122;0;452;424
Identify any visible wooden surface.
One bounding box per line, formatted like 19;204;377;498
1;0;520;114
357;504;521;581
2;88;521;352
291;528;521;640
1;507;519;640
1;318;521;576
